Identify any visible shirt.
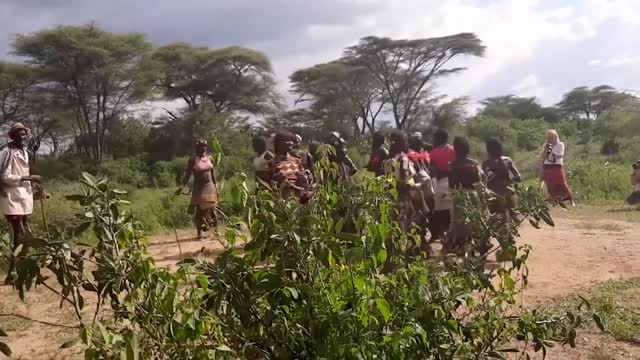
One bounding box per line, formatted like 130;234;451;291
430;145;456;178
542;141;565;166
0;146;33;216
449;158;482;191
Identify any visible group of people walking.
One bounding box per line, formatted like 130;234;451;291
173;127;582;245
0;121;597;283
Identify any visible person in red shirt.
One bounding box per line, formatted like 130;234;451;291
428;129;456;241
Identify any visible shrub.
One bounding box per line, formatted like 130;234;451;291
566;160;630;204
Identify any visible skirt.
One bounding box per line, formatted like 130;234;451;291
434;177;453;211
627;190;640;206
542;165;573;202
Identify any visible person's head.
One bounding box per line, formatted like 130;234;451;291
389;131;408;155
9;123;28;146
194;139;208;156
409;132;423;151
433;128;449;147
546;129;559;144
372;131;385;150
252;136;267;155
453;136;470;160
485;137;503;159
274;131;294;156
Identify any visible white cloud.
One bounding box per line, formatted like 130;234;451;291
511;74;545;99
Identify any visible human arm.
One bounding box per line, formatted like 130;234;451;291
507;158;522;182
175;158;193;195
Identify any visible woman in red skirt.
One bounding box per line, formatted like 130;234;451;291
540;130;575;206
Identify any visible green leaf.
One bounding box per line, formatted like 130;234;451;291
0;342;11;357
196;274;209;290
217;344;233;352
593;313;606;332
286;287;299;300
375;298;392;322
81;173;99;189
13;244;23;256
125;332;139;360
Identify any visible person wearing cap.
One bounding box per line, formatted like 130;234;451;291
328;132;357;182
1;123;42;284
176;139;218;239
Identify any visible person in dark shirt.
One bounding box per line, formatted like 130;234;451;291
446;136;483;254
367;131;389;177
482;138;521;222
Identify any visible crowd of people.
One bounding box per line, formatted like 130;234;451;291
2;121;638;283
175;127;582;254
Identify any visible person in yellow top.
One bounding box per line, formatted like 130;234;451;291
1;123;43;284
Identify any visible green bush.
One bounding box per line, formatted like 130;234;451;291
566;160;631;204
98;157;149;188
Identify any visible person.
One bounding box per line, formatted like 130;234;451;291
482;138;522;222
428;129;456;240
1;123;43;284
627;160;640;205
540;130;575;206
447;136;483;254
366;131;389;177
271;131;312;203
407;132;434;237
304;141;320;180
252;135;273;186
176;139;218;240
328;132;357;182
291;134;304;159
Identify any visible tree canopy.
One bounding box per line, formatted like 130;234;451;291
342;33;485;130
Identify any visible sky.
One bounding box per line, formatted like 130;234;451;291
3;0;640;112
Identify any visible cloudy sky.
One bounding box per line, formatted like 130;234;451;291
3;0;640;111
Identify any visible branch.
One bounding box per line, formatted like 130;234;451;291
0;313;80;329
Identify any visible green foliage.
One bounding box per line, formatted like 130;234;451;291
3;164;598;359
566;161;630;204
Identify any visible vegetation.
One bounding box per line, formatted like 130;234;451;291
0;21;639;359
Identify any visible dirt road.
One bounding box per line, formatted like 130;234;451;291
1;216;639;359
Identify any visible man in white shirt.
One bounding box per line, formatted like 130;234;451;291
1;123;42;284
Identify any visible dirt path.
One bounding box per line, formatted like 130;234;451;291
1;217;639;359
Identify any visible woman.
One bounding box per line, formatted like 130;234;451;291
408;132;434;236
482;138;521;222
1;123;43;284
176;139;218;239
447;137;483;254
540;130;574;206
271;131;312;203
252;135;273;186
367;131;389;177
428;129;456;240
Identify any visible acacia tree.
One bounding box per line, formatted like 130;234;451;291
154;43;282;117
12;23;157;162
342;33;485;130
0;62;37;123
290;62;385;136
557;85;635;120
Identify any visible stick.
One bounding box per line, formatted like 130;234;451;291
0;313;80;329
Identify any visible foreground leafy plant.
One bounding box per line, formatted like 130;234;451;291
6;164;599;359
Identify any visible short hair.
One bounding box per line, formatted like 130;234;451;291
433;128;449;147
453;136;470;159
252;135;267;150
372;131;385;146
389;131;408;151
485;137;503;158
273;131;294;154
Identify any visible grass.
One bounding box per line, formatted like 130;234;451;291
556;278;640;345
